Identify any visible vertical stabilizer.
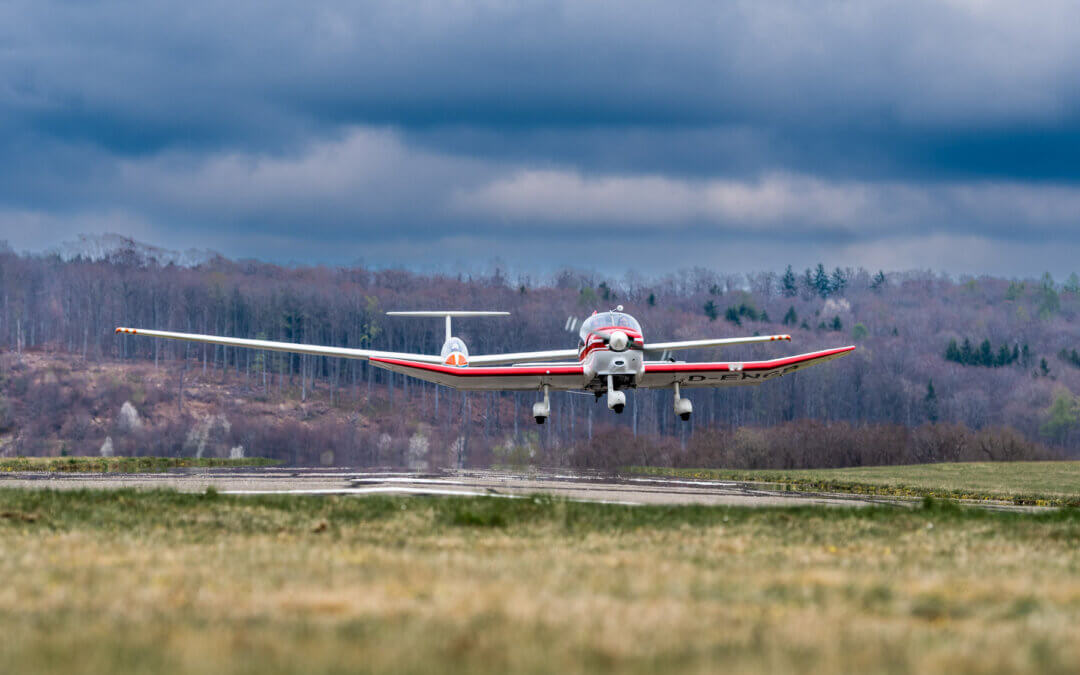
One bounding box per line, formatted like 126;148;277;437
385;311;510;366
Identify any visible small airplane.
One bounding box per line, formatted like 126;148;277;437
116;307;853;424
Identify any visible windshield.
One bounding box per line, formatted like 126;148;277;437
579;312;641;339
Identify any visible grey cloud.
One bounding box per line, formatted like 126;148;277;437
3;1;1080;275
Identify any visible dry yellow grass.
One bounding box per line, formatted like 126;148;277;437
1;490;1079;674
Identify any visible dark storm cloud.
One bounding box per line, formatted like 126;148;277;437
2;0;1080;275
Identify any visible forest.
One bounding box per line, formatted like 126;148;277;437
0;238;1078;468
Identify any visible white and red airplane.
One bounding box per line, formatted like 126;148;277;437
116;307;853;424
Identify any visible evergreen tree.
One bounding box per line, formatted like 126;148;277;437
960;338;974;364
830;316;843;332
1040;358;1050;376
1011;344;1020;364
782;306;798;326
813;263;831;298
979;339;994;367
870;270;887;292
1022;344;1031;367
945;339;961;363
647;292;655;306
924;379;939;423
1064;272;1080;295
830;267;847;296
724;306;741;325
781;265;798;297
996;344;1012;367
599;281;612;301
704;300;718;321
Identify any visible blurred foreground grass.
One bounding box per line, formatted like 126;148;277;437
631;461;1080;506
2;489;1080;674
0;456;280;473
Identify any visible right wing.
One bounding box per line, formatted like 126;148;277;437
644;334;791;356
368;357;586;391
638;346;854;389
115;327;444;363
471;334;795;365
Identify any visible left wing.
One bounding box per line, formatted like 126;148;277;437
115;327;445;363
638;346;854;389
369;358;586;391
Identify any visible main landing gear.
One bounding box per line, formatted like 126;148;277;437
533;385;550;424
673;382;692;422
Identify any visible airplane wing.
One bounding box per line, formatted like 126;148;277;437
643;334;791;356
638;346;854;389
469;334;795;366
368;357;586;391
114;327;445;364
467;349;581;365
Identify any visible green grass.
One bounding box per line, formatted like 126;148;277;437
0;456;281;473
629;461;1080;507
2;489;1080;674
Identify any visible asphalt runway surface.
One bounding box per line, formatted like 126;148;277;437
0;466;918;507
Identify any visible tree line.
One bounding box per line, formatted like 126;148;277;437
1;240;1080;459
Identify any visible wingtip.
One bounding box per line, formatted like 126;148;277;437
115;327;136;335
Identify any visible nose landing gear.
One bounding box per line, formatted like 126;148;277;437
606;375;626;413
673;382;692;421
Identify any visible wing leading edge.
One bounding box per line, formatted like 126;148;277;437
639;346;855;389
368;357;586;391
114;327;578;366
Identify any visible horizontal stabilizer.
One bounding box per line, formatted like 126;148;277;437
386;311;510;317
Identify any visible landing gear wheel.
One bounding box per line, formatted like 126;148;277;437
613;403;625;414
535;416;546;425
679;412;691;421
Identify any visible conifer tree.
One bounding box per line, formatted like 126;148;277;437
704;300;718;321
924;379;939;422
781;265;798;297
945;339;960;363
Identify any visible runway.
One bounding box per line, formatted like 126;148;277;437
0;466;912;507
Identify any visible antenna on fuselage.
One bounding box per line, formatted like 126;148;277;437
386;311;510;343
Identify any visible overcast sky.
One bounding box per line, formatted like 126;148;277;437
2;1;1079;277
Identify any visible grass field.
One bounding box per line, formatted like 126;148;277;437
2;489;1080;674
630;461;1080;506
0;456;280;473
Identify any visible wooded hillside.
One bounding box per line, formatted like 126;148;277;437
1;241;1078;466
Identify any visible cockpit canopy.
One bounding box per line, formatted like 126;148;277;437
579;312;642;340
441;337;469;358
